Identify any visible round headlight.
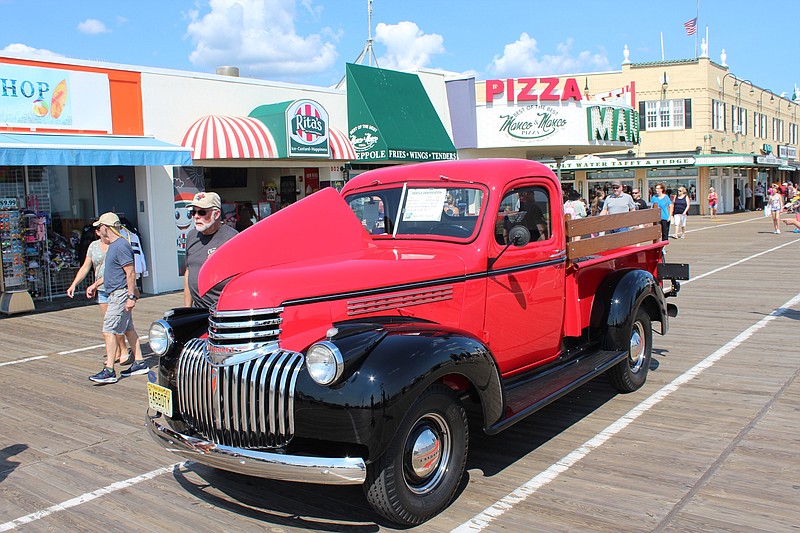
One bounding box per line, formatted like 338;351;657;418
148;320;174;356
306;341;344;385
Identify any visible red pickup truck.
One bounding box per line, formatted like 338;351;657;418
147;159;686;525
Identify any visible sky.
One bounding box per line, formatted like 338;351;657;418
1;0;798;97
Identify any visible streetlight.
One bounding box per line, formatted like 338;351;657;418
758;88;775;111
660;71;669;99
736;79;754;103
721;72;738;101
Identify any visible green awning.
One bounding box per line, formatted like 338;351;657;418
346;63;457;163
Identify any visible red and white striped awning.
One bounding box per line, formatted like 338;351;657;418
329;126;357;160
181;115;278;160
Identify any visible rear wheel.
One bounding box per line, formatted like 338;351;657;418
364;384;468;526
608;308;652;392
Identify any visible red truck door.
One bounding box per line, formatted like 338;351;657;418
484;181;566;375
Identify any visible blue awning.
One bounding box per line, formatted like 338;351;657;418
0;132;193;166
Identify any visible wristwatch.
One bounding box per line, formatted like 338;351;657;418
127;294;137;301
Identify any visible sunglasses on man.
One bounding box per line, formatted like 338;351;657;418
188;208;213;217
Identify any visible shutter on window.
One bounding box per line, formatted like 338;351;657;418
684;99;692;129
639;101;646;130
724;104;727;132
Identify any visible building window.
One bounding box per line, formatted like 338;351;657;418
772;118;784;142
712;100;725;131
757;113;768;138
645;99;685;130
790;123;798;145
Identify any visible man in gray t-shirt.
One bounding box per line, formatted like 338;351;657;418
600;181;636;215
183;191;239;310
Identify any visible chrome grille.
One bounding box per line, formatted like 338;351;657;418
208;307;283;356
176;337;304;448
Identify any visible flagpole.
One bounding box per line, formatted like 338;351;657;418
661;32;665;61
695;0;700;57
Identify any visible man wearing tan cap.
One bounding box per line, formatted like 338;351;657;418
88;212;148;384
183;191;238;309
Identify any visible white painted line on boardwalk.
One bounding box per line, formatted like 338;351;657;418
0;462;189;532
684;215;764;233
0;335;151;368
56;337;148;355
0;356;48;368
454;290;800;533
683;239;800;285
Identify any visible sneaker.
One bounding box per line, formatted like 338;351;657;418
775;230;781;234
89;367;118;384
120;361;149;377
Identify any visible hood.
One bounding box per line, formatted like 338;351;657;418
216;244;468;311
198;187;373;297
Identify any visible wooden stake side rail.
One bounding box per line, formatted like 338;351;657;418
565;209;662;260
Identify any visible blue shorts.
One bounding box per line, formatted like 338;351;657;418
97;289;109;304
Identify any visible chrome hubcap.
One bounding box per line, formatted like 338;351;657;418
629;321;645;373
404;413;450;494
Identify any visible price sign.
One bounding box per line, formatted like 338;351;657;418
0;198;18;209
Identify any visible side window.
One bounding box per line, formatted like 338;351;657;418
495;186;551;245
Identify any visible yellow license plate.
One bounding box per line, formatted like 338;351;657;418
147;382;173;418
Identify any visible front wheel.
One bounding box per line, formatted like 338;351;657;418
607;308;652;392
364;384;468;526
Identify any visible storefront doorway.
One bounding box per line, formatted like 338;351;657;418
96;166;138;229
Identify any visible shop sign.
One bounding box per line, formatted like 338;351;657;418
485;77;583;104
0;63;112;132
286;99;329;158
777;145;797;160
348;124;456;161
587;106;640;144
498;104;568;140
549;157;694;170
756;155;787;166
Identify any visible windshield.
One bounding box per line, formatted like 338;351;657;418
345;185;486;239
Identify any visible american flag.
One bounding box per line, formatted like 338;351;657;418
684;17;698;36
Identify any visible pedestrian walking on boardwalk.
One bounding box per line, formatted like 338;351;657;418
707;187;719;219
768;183;784;234
88;212;148;384
650;183;673;241
672;187;691;239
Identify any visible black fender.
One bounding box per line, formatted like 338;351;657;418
292;320;503;462
590;269;668;351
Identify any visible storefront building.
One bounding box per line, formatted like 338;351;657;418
1;55;460;306
0;57;191;313
467;47;800;213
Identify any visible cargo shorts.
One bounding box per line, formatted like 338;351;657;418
102;288;134;335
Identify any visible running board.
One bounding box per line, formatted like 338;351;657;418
485;349;626;435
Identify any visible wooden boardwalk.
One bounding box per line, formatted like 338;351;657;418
0;210;798;532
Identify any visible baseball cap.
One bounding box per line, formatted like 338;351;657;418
611;180;622;187
188;191;221;209
93;212;120;227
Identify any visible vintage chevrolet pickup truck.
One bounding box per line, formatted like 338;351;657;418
146;159;687;525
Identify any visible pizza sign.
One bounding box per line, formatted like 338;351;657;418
286;99;330;158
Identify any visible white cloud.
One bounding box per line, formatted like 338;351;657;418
0;43;63;58
374;21;444;71
488;33;610;77
186;0;337;77
77;19;111;35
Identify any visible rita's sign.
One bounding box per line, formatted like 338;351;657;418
286;99;329;158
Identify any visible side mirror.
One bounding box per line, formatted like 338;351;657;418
488;225;530;270
508;225;530;247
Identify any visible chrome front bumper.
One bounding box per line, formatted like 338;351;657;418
147;412;366;485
